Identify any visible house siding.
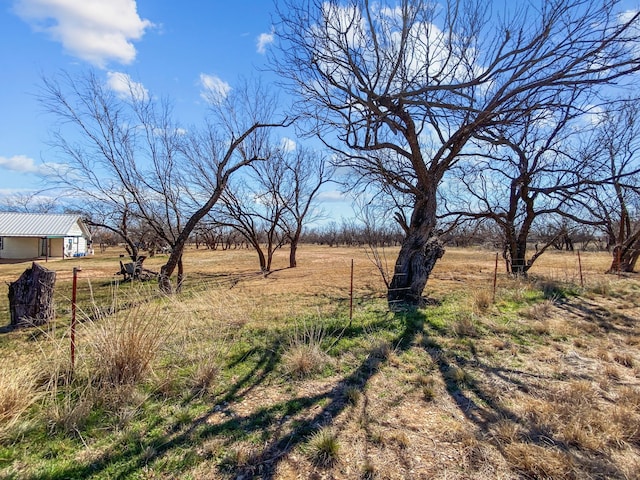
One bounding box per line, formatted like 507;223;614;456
0;214;92;260
0;237;40;259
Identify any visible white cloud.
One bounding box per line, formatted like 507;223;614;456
317;190;348;202
280;137;297;152
106;71;148;101
0;155;40;173
0;155;63;177
13;0;153;67
257;30;274;54
199;73;231;104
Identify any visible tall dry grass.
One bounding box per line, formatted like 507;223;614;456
282;321;332;379
0;361;39;439
86;302;169;387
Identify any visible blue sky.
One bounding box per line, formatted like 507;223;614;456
0;0;349;216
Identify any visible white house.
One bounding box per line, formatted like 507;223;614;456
0;212;92;260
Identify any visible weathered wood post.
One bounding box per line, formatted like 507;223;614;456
8;262;56;327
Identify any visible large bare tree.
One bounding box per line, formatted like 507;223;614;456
273;0;640;307
40;71;286;292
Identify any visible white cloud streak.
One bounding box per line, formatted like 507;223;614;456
0;155;40;173
280;137;297;152
257;30;274;54
13;0;153;67
199;73;231;104
106;71;148;101
0;155;62;177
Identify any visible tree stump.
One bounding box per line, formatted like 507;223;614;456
8;262;56;327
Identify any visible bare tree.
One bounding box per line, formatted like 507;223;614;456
273;0;640;307
279;147;333;268
213;171;288;273
583;101;640;273
40;71;286;292
0;191;60;214
443;100;592;276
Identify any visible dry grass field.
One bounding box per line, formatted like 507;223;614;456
0;244;639;479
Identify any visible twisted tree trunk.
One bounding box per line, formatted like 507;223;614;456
387;193;444;308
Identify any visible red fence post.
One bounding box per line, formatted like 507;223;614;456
71;267;81;371
492;252;499;303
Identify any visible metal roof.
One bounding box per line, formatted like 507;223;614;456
0;212;90;238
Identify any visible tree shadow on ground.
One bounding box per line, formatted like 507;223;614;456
419;304;631;479
16;296;634;479
29;309;424;479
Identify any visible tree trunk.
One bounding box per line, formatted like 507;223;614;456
387;191;444;308
289;229;302;268
289;242;298;268
176;256;184;292
509;239;530;277
607;244;640;273
387;234;444;308
257;246;267;272
8;262;56;327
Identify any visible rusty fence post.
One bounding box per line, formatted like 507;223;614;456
71;267;81;371
492;252;499;303
577;250;584;288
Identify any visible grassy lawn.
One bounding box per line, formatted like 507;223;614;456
1;245;639;479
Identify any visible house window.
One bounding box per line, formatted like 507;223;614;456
0;237;3;250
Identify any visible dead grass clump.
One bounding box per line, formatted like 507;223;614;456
613;352;635;368
304;427;340;466
370;339;393;360
282;323;331;379
453;313;480;337
587;279;612;296
345;386;361;405
618;386;640;412
390;430;410;449
595;347;612;362
444;365;474;386
189;356;220;397
473;289;493;314
47;389;94;435
87;302;169;387
503;442;574;479
416;375;437;401
604;364;621;380
0;364;39;438
491;418;524;444
524;299;554;321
